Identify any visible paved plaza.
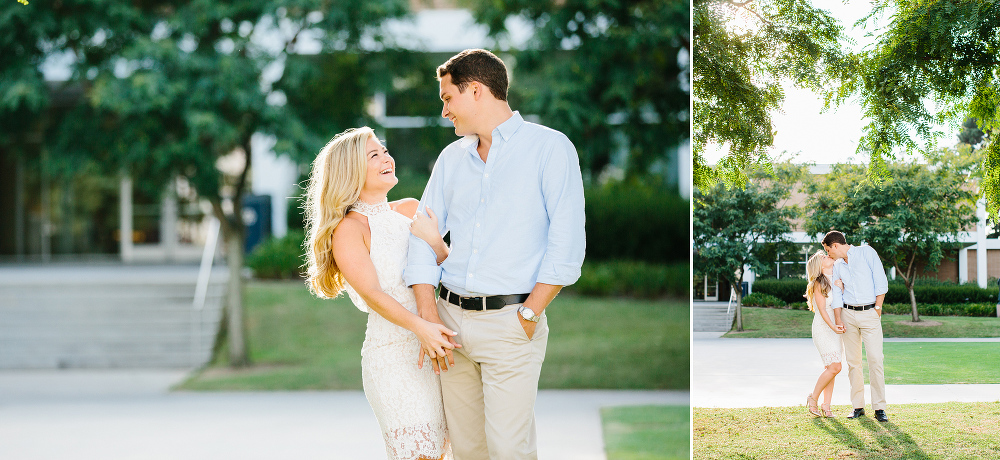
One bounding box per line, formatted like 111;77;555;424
0;370;688;460
692;334;1000;409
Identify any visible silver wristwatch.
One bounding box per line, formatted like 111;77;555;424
518;305;541;322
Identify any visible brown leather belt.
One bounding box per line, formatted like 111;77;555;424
439;285;529;311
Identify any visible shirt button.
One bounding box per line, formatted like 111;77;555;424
468;274;474;278
475;223;480;228
481;198;485;203
484;174;489;178
473;249;478;254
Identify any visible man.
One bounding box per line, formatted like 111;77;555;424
403;49;586;459
822;230;889;422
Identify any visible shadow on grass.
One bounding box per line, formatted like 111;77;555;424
811;416;929;459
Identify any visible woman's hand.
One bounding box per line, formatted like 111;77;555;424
410;207;449;264
834;279;844;290
413;318;461;374
410;207;441;245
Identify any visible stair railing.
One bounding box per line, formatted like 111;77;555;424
191;217;220;367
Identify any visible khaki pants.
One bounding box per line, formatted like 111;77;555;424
436;297;549;460
841;308;886;411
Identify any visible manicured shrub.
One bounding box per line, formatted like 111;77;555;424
741;293;786;307
787;301;809;311
570;260;688;298
247;231;306;279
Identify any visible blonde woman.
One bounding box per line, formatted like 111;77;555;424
805;251;845;418
305;127;454;459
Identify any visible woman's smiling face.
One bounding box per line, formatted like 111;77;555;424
362;135;397;193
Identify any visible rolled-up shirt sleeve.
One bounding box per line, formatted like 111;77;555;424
868;246;889;296
403;158;446;287
830;282;844;309
536;135;586;286
830;263;843;309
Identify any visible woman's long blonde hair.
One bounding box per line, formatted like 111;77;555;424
805;251;831;312
304;127;375;298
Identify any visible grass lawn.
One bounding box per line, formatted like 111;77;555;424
863;342;1000;385
602;405;689;460
694;402;1000;460
177;280;688;391
723;307;1000;338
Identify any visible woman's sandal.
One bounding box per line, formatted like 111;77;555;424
806;394;822;417
821;403;833;418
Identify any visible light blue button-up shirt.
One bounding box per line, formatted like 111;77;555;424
830;244;889;308
403;111;586;295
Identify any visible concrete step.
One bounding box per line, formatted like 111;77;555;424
692;302;735;333
0;264;228;369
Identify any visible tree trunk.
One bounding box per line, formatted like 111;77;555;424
224;228;249;367
734;275;744;332
908;282;920;322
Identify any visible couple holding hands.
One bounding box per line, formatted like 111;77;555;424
805;231;890;422
303;49;585;460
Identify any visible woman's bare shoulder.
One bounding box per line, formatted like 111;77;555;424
334;213;368;237
391;198;419;218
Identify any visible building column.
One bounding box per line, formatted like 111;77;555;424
977;198;988;288
15;153;25;261
120;174;134;263
161;181;178;262
40;148;51;263
959;247;969;284
679;140;691;200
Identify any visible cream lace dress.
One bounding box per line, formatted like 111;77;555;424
810;277;844;366
343;199;451;460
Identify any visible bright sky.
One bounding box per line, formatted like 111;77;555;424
705;1;949;166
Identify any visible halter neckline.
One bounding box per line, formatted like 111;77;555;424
350;198;391;217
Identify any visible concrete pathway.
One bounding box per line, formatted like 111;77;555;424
692;336;1000;409
0;370;688;460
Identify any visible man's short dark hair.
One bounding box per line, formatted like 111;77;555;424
822;231;847;247
437;49;508;101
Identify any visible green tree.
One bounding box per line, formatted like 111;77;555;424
959;117;987;148
693;165;800;331
692;0;845;189
464;0;689;182
832;1;999;204
33;0;408;366
804;155;978;322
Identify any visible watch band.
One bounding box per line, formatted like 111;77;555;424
518;305;540;322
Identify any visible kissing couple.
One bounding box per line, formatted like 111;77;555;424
804;231;889;422
303;49;586;459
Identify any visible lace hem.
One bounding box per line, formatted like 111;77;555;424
820;351;842;367
383;423;452;460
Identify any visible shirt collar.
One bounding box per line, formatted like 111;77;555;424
458;111;525;154
460;135;479;151
495;111;524;142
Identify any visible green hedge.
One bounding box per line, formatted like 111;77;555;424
750;279;808;304
584;181;688;263
752;278;1000;305
754;302;996;317
741;293;786;307
247;231;306;279
569;260;688;298
881;303;998;317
